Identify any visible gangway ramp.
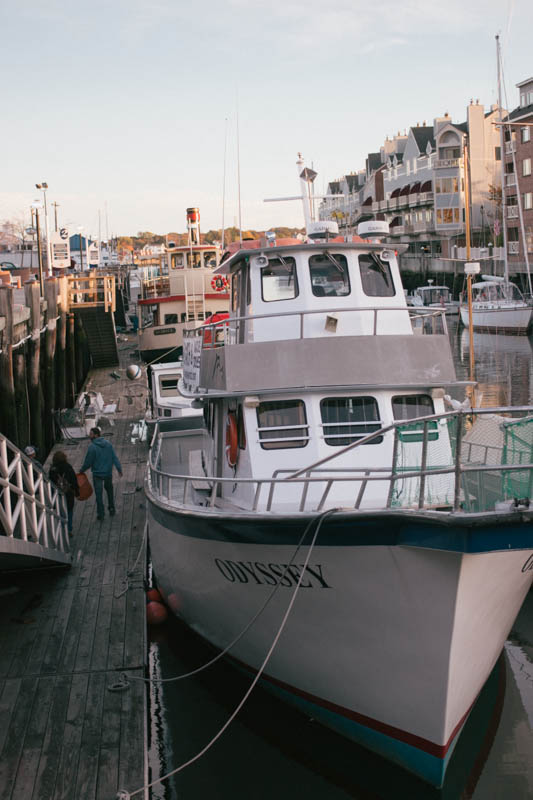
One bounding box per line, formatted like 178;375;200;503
0;436;71;570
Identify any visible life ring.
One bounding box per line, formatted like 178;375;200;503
211;275;229;292
225;412;239;468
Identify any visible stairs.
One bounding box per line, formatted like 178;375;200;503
77;307;119;367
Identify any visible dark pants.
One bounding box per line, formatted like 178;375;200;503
93;474;115;518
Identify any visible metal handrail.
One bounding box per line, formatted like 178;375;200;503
147;406;533;514
186;304;448;348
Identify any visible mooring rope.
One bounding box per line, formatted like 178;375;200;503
115;507;339;799
115;508;337;685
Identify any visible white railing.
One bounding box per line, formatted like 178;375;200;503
509;241;520;254
507;206;519;218
435;159;460;169
505;141;517;155
0;436;70;557
192;304;448;348
505;174;516;187
147;408;533;515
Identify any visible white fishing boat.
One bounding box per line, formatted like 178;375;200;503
146;156;533;788
459;275;532;333
409;281;459;315
137;208;229;362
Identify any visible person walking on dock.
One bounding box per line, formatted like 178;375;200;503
80;427;123;521
49;450;79;536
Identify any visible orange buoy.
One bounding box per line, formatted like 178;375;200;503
167;592;181;613
147;588;163;603
146;600;168;625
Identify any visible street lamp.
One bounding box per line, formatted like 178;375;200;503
35;182;51;277
30;201;44;294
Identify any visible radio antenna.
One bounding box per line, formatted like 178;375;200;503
236;92;243;246
221;118;228;251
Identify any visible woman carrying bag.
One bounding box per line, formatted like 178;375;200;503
49;450;80;536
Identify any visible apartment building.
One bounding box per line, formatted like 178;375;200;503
503;77;533;272
320;100;502;260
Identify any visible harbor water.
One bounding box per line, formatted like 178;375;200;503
147;321;533;800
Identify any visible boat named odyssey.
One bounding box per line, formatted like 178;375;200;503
146;156;533;787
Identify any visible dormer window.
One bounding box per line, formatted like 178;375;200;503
309;253;350;297
261;256;298;302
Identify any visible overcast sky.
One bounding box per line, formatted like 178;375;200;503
1;0;532;238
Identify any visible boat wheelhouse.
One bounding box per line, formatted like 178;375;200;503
145;361;202;436
146;157;533;788
137;208;229;362
410;282;459;315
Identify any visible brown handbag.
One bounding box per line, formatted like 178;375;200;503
76;472;94;501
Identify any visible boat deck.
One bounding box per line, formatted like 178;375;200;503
0;334;148;800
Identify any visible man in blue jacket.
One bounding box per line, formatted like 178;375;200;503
80;427;123;521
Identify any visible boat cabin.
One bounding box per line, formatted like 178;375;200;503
176;234;456;511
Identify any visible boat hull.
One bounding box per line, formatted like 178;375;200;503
147;499;533;786
459;305;532;333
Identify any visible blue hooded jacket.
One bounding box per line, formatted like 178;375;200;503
80;437;122;477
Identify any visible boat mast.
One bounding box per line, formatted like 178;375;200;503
463;141;475;396
496;34;509;284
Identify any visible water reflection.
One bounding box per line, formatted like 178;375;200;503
147;325;533;799
451;322;533;407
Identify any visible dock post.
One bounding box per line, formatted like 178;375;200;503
13;336;29;448
24;279;45;458
67;312;76;407
44;278;58;451
0;285;18;445
56;276;68;410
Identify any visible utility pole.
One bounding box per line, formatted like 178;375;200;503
34;207;44;295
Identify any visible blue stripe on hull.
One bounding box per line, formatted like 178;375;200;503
148;499;533;554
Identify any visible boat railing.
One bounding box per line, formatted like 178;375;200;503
0;435;71;556
147;407;533;515
187;305;447;349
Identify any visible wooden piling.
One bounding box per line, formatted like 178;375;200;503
44;278;58;451
13;341;29;448
0;286;18;445
24;280;45;458
67;312;76;407
56;276;68;410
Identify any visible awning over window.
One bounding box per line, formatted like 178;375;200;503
421;180;432;192
410;181;421;194
390;187;401;198
362;196;373;206
399;184;411;196
390;216;402;227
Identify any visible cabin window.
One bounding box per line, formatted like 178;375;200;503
204;251;217;267
309;253;350;297
392;394;437;441
171;253;184;269
320;397;382;446
164;314;178;324
187;252;202;268
257;400;308;449
260;256;298;302
392;394;434;420
159;376;179;396
358;254;395;297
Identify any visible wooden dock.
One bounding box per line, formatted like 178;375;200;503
0;334;149;800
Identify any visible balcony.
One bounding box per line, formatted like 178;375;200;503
508;241;520;254
372;202;380;213
435;158;460;169
413;220;435;233
507;205;519;218
389;226;405;236
379;200;388;212
505;141;517;155
505;174;516;187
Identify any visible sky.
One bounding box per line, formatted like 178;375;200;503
1;0;532;239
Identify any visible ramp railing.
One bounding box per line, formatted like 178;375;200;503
0;435;70;557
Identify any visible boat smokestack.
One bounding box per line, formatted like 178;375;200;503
187;207;201;245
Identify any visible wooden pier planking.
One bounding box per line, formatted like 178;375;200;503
0;333;149;800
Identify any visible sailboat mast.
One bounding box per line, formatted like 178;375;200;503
496;35;509;284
